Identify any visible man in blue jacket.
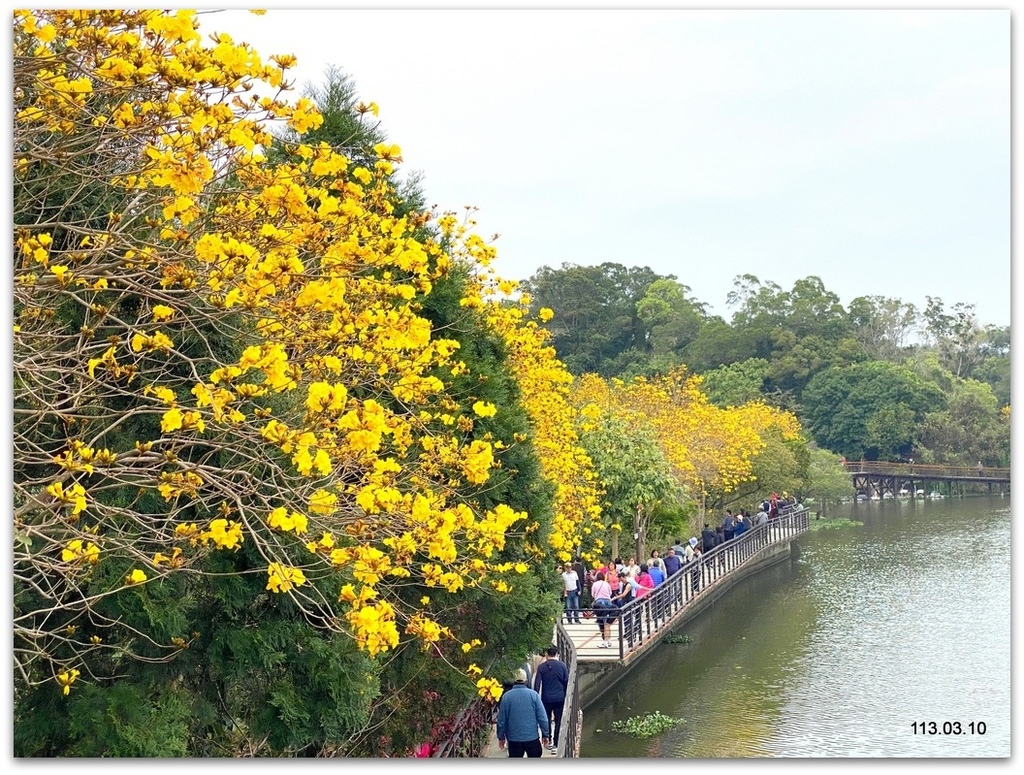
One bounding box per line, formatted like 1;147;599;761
497;668;551;757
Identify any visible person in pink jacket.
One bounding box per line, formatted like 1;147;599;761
589;571;615;648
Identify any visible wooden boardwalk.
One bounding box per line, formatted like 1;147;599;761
847;460;1010;499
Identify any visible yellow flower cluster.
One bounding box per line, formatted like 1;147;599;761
15;9;597;684
157;471;205;501
573;368;805;513
199;519;244;551
266;562;307;593
56;668;81;696
459;256;606;563
267;507;309;534
47;482;88;516
61;539;100;565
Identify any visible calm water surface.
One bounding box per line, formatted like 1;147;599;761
580;496;1011;757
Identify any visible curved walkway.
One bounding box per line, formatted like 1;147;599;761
478;505;810;757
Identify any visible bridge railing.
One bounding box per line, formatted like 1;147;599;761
445;504;809;757
846;461;1010;480
553;620;580;758
601;503;810;660
430;693;496;758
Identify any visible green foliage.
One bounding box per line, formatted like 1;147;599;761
16;681;194;757
577;410;678;558
765;333;867;399
522;262;665;375
721;427;808;513
847;295;919;361
610;711;685;738
917;379;1009;466
804;445;855;508
726;274;850;359
682;317;757;372
635;278;707;358
646;500;696;549
700;358;770;408
801;361;946;459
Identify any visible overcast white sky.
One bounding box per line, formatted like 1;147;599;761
206;6;1010;328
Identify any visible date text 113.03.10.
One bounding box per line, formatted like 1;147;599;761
911;721;987;736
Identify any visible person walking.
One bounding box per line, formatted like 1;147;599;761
721;510;737;541
733;513;748;537
661;548;683;611
533;645;569;753
590;571;615;648
560;562;581;624
497;668;551;757
612;570;639;647
571;555;588;607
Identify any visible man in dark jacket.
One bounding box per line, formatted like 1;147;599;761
701;523;717;553
533;645;569;753
722;510;737;541
498;668;550;757
662;548;682;577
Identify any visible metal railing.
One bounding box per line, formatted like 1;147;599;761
579;503;810;661
430;694;496;758
552;621;580;758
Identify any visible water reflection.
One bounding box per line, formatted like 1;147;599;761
580;497;1010;757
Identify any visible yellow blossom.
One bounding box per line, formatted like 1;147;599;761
471;401;497;418
56;668;81;696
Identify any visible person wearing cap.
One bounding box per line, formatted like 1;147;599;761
733;513;748;537
497;668;550;757
686;536;699;562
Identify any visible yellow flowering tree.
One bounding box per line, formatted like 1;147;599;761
456;247;606;566
572;369;806;530
13;9;562;755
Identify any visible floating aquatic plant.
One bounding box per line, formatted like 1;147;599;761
610;711;685;738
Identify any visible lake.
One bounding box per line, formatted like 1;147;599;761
580;495;1011;758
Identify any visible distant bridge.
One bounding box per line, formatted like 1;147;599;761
845;461;1010;499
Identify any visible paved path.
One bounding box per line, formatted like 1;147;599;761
559;615;627;661
480;616;622;758
481;730;560;758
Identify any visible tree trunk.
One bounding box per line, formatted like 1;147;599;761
634;503;645;564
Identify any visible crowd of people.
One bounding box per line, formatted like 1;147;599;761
559;493;800;636
497;493;801;757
